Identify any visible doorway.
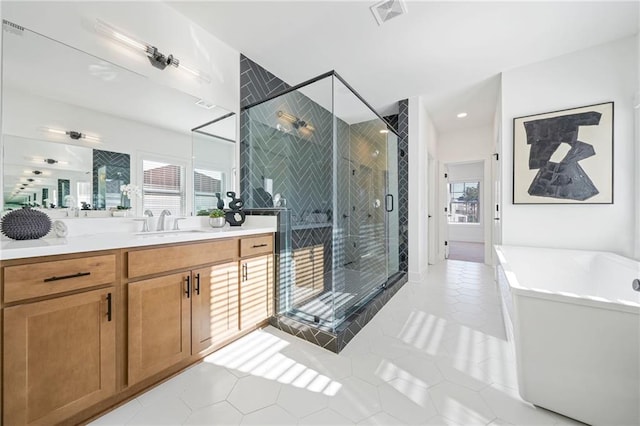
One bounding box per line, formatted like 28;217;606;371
444;161;485;263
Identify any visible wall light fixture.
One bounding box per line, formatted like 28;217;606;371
277;110;315;133
46;127;101;143
95;19;211;83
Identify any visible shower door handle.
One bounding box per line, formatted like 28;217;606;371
385;194;394;212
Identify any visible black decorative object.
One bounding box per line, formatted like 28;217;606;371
513;102;613;204
1;207;52;240
215;192;225;209
225;191;246;226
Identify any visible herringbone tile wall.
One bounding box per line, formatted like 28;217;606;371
240;55;290;108
92;149;130;209
398;100;409;273
239;56;410;334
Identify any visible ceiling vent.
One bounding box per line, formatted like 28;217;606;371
370;0;407;26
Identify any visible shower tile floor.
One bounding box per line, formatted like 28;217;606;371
90;260;583;426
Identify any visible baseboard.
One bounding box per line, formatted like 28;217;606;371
408;266;428;283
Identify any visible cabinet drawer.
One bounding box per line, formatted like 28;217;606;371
240;235;273;258
3;254;116;303
128;239;238;279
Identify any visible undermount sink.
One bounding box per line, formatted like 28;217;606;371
135;229;206;237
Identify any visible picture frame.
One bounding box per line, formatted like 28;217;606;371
513;102;614;204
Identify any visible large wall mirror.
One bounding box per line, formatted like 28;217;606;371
1;21;236;215
192;113;237;213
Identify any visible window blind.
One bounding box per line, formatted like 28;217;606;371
142;160;184;215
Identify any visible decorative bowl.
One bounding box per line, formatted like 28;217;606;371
209;217;226;228
1;207;52;240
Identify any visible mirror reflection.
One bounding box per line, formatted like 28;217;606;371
193;114;236;214
2;21;236;215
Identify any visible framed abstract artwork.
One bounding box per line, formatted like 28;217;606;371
513;102;614;204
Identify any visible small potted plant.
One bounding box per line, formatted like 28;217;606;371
111;184;140;216
209;208;226;228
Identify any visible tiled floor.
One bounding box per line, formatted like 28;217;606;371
448;241;485;263
91;260;582;426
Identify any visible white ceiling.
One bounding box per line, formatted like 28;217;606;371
169;0;639;134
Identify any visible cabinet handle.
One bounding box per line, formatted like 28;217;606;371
43;271;91;282
242;263;248;281
185;275;191;298
195;273;200;296
252;243;268;248
106;293;112;322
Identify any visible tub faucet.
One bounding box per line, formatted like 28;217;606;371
144;210;154;217
157;210;171;231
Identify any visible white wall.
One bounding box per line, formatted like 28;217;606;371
635;26;640;260
1;1;240;113
436;125;494;261
3;88;194;214
501;36;638;258
447;161;484;181
446;162;484;243
437;125;493;164
0;2;242;216
408;96;435;281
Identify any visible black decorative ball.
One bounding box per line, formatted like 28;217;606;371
1;208;52;240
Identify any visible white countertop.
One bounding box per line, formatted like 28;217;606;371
0;216;277;261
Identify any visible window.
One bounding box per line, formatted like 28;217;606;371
77;181;91;208
448;181;479;223
194;168;225;213
142;159;185;216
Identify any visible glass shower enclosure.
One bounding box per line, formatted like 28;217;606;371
242;71;401;333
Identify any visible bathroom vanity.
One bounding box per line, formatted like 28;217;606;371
0;227;275;425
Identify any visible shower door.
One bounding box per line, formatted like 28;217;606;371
386;131;400;280
333;117;398;325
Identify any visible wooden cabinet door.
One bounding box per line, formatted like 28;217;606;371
128;272;190;385
192;262;239;354
3;288;116;426
239;255;272;330
292;248;314;306
312;245;325;294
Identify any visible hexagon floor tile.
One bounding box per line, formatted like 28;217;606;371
183;401;242;426
378;381;438;424
179;364;238;410
227;375;281;414
89;260;584;426
328;376;382;422
277;384;329;418
240;405;297;425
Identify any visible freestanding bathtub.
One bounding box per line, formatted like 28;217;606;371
494;245;640;426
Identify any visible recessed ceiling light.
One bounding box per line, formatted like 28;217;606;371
379;129;389;134
457;112;468;118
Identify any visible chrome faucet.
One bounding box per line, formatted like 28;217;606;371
157;209;171;231
144;210;154;217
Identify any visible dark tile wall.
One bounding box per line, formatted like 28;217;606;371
398;100;409;272
57;179;70;207
384;114;399;133
240;55;291;108
240;55;410;352
92;149;130;209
